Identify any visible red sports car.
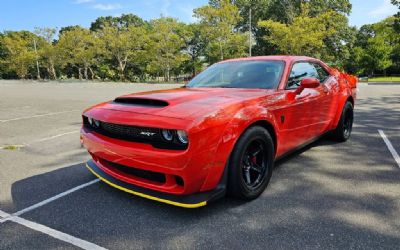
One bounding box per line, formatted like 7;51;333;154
81;56;357;208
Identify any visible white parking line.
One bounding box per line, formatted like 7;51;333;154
34;131;79;143
1;130;79;150
0;179;99;223
378;130;400;168
0;209;107;250
0;210;9;218
0;110;80;123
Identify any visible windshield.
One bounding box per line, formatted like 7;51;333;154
187;60;285;89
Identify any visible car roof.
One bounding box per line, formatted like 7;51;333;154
220;55;318;64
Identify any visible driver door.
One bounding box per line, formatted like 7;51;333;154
275;62;330;153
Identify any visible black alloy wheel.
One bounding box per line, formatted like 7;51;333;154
228;126;274;200
332;101;354;142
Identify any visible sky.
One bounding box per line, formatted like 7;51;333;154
0;0;398;32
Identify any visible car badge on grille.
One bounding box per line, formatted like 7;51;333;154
140;131;156;137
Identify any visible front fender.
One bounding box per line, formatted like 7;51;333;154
199;105;279;191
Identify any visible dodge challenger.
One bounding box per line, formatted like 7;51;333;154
81;56;357;208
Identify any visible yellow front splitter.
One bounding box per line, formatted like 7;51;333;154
86;160;225;208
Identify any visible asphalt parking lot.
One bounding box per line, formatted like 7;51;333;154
0;80;399;249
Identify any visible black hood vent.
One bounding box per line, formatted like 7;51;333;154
113;97;169;107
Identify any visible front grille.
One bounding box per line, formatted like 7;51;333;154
103;159;166;184
101;122;160;142
83;116;187;150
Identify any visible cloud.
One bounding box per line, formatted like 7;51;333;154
93;3;122;11
368;0;398;18
74;0;94;4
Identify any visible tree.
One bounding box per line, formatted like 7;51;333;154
0;33;7;78
147;17;188;81
98;25;148;80
392;0;400;32
363;35;392;75
194;0;248;63
346;17;399;75
176;23;206;77
90;14;145;31
1;31;37;79
232;0;352;56
258;4;352;65
59;25;82;35
58;27;98;80
34;27;60;79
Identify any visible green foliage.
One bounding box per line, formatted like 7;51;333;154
146;18;188;81
34;27;61;79
97;25;148;81
0;31;37;79
57;27;98;79
258;6;351;64
363;35;393;74
195;0;248;63
90;14;146;31
345;16;399;75
176;23;207;76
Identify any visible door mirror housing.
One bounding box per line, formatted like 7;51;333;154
295;77;320;95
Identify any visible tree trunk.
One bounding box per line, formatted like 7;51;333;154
166;65;170;82
219;40;224;61
51;64;57;80
33;38;41;80
78;67;83;80
118;61;125;81
89;67;95;80
84;65;88;80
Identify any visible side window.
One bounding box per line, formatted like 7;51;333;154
287;62;318;89
314;63;330;83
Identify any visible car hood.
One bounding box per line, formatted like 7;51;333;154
94;87;277;120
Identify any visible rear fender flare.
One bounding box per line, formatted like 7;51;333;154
331;91;353;129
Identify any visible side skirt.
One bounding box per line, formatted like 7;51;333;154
275;131;332;162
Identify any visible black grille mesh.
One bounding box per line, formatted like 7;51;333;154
103;159;166;184
83;116;187;150
101;122;160;141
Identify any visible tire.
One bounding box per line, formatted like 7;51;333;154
332;101;354;142
227;126;274;200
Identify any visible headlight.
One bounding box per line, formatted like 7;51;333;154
161;129;174;141
93;119;100;128
176;130;188;144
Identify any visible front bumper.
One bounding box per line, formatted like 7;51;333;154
86;160;225;208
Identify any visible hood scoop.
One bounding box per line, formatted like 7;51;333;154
113;97;169;108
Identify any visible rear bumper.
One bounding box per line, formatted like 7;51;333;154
86;160;226;208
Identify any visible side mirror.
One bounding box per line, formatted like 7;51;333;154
295;77;320;95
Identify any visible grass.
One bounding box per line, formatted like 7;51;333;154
365;76;400;82
1;144;25;150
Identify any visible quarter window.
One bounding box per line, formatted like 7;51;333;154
287;62;319;89
314;63;330;83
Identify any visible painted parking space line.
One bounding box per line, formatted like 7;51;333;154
378;129;400;168
0;210;9;218
0;110;80;123
0;179;99;223
1;130;79;150
0;209;107;250
34;130;79;143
